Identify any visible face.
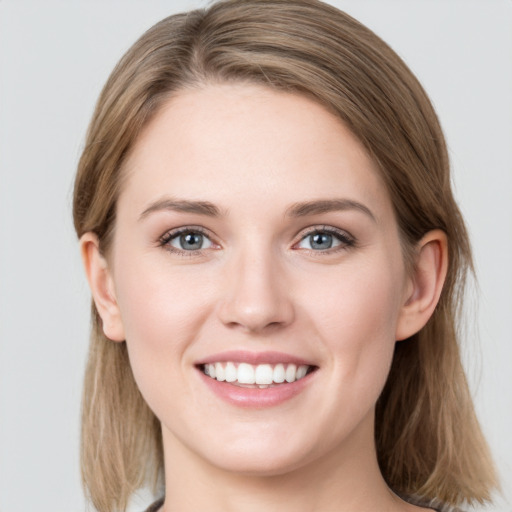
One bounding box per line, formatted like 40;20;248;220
101;83;414;475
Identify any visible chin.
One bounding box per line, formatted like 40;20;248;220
189;427;325;478
206;449;312;477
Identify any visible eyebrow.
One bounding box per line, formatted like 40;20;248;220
139;197;376;222
139;198;222;220
286;199;376;222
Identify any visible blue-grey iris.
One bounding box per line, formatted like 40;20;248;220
310;233;333;250
180;232;204;250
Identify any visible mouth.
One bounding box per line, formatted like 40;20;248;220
195;351;318;407
198;362;317;388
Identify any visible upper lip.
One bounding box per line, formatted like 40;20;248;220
196;350;315;367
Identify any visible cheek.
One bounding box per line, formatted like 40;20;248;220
303;257;403;392
308;256;402;334
115;254;211;336
111;259;213;398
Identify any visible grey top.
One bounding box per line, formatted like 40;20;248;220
144;497;164;512
143;495;465;512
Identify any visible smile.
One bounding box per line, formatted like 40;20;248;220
196;351;318;407
201;362;313;388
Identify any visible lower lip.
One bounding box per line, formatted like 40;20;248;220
198;369;315;408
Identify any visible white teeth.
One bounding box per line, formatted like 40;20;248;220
203;362;312;385
285;364;297;383
273;364;285;383
255;364;273;385
225;362;237;382
215;362;225;382
237;363;255;384
296;365;308;380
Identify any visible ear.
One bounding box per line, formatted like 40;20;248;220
395;229;448;341
80;232;125;342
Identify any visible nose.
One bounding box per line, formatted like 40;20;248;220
217;247;295;334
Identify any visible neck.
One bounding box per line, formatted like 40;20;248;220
159;413;406;512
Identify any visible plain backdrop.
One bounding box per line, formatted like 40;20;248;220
0;1;511;511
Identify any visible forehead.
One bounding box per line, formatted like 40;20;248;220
120;83;390;217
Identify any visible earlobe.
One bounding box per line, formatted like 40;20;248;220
80;232;125;342
395;230;448;341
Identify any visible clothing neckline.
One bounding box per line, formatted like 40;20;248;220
143;495;464;512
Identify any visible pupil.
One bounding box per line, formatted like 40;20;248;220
181;232;202;250
311;233;332;249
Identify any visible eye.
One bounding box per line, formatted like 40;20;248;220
295;227;354;252
160;228;214;252
170;231;213;251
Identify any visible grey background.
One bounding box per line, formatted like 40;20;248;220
0;1;511;511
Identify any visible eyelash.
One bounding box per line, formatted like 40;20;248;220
158;226;216;257
157;225;356;256
292;225;356;256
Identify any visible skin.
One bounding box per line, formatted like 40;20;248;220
81;83;447;512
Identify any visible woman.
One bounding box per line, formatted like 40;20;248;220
73;1;498;511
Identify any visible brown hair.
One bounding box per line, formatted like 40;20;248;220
73;1;497;510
